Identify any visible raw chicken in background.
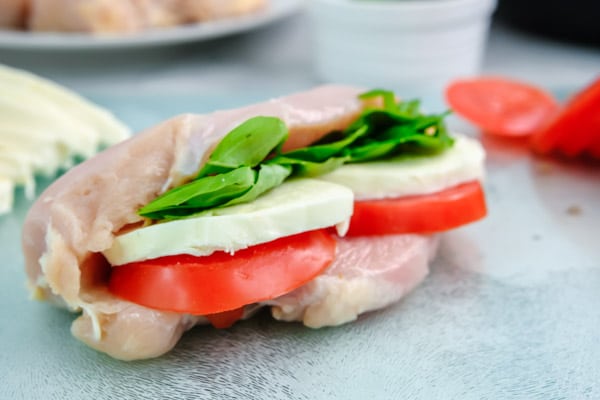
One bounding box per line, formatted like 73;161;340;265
0;0;267;33
0;0;27;28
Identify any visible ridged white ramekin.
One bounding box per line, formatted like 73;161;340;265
309;0;497;94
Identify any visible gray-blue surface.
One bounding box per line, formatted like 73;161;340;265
1;93;599;399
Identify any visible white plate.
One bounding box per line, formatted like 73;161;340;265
0;0;302;50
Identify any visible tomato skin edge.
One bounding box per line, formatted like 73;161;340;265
530;77;600;158
446;77;560;137
346;181;487;236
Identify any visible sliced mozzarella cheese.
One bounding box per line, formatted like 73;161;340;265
318;134;485;200
0;152;34;195
0;64;130;214
0;64;130;146
0;127;70;176
103;179;354;266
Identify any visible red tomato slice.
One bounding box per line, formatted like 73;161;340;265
108;230;336;315
205;308;245;329
446;77;560;137
589;135;600;159
531;77;600;157
346;181;487;236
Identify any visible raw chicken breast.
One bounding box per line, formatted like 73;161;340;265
22;85;368;360
0;0;27;28
270;234;438;328
181;0;266;21
22;85;447;360
28;0;178;33
27;0;266;33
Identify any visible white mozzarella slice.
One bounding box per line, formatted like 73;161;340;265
103;179;354;266
0;64;130;146
318;134;485;200
0;64;130;214
0;127;70;175
0;153;35;198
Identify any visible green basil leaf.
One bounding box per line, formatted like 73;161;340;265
269;155;348;177
349;124;453;162
221;163;292;208
281;125;368;162
348;141;399;162
396;99;421;119
394;134;453;153
351;110;414;135
184;170;255;207
414;114;444;131
140;208;206;221
359;89;397;112
139;167;255;218
378;124;421;141
198;116;288;177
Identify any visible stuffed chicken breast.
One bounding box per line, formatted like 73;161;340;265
22;85;486;360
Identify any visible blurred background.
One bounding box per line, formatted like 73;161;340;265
0;0;598;127
496;0;600;45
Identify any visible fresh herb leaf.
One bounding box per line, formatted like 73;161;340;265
269;155;348;177
221;164;291;207
359;89;397;112
396;99;421;118
347;109;411;134
347;141;398;162
414;114;447;131
198;116;288;177
377;124;421;141
139;167;256;219
278;125;368;162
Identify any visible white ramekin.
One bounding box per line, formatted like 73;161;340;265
309;0;497;95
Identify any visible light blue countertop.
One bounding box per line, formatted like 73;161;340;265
1;9;600;400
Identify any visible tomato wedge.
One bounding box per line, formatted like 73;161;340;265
446;77;560;137
108;230;336;315
346;181;487;236
531;77;600;158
